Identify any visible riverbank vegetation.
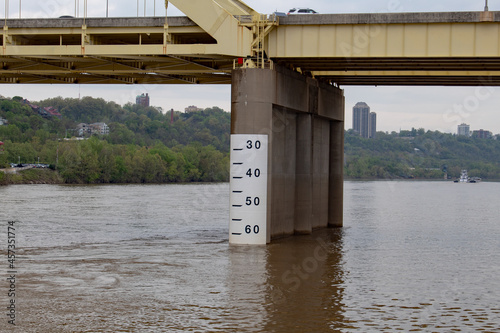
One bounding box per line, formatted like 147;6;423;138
2;95;500;184
1;96;229;184
0;168;63;185
345;129;500;180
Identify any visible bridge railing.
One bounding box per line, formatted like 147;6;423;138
2;0;166;20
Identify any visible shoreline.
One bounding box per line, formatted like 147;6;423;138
2;169;498;186
0;168;63;185
0;168;229;186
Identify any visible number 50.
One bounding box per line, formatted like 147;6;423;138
245;196;260;206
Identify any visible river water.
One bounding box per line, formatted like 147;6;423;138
1;181;500;332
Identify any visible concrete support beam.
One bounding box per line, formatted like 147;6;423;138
231;65;344;241
329;120;344;228
312;117;331;229
295;114;312;234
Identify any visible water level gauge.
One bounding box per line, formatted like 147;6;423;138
229;134;268;245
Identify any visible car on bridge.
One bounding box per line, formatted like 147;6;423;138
287;8;318;15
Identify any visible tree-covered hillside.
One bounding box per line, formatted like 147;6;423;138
2;95;500;184
36;97;230;151
345;129;500;179
0;96;230;184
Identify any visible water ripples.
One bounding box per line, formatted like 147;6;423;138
1;182;500;332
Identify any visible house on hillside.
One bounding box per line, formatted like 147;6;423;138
23;99;40;112
43;107;62;119
90;123;109;135
22;99;62;119
76;123;91;136
76;122;109;136
0;117;7;126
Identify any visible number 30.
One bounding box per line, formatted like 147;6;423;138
246;140;261;149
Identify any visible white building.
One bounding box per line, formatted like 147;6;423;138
76;123;90;136
76;122;109;136
90;123;110;135
457;123;470;136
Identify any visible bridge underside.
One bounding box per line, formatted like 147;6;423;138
0;56;234;85
273;57;500;86
0;17;238;85
4;12;500;86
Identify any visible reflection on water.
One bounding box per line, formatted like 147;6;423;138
1;182;500;332
263;229;347;332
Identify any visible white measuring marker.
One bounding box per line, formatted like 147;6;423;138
229;134;268;245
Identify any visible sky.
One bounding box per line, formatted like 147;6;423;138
1;0;499;134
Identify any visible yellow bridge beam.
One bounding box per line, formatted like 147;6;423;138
267;12;500;85
213;0;259;16
166;0;253;56
268;22;500;58
3;11;500;85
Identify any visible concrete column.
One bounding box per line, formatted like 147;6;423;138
329;120;344;227
295;113;312;234
312;117;330;229
231;68;274;243
232;66;344;241
270;107;296;238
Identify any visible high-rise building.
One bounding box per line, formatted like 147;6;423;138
457;123;470;136
352;102;370;138
136;93;150;107
369;112;377;138
353;102;376;138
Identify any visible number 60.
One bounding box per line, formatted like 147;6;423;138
245;225;260;234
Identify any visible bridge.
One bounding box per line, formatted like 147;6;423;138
2;0;500;243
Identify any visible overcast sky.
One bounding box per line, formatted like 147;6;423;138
1;0;499;134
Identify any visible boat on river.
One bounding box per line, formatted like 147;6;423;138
469;176;482;183
453;170;480;183
454;170;468;183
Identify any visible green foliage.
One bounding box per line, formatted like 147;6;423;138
1;96;230;184
1;96;230;152
0;168;63;185
345;130;500;180
3;94;500;184
53;139;228;184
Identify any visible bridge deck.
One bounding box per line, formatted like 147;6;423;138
272;11;500;85
2;11;500;86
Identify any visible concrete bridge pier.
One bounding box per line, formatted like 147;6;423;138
231;66;345;243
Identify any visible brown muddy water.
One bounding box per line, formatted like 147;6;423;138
1;181;500;332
